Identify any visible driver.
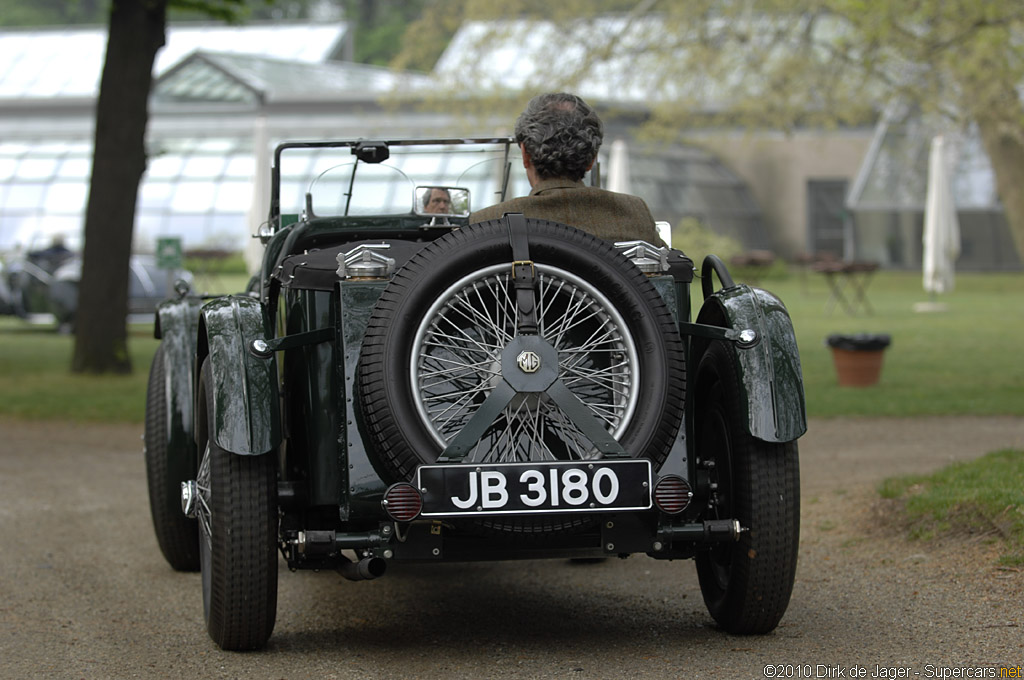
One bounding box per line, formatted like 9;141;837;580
422;187;453;214
470;92;665;246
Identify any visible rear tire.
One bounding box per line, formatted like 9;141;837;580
358;220;685;537
694;340;800;634
196;358;278;651
144;343;199;571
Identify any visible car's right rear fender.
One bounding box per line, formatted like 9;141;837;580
195;295;281;457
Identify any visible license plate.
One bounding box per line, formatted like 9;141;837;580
416;460;652;517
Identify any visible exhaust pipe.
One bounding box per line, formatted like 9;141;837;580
338;555;387;581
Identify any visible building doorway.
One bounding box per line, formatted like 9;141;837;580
807;179;849;259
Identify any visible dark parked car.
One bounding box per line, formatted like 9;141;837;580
145;137;806;650
2;243;190;331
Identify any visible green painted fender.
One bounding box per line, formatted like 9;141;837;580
152;296;206;474
695;284;807;443
196;295;281;456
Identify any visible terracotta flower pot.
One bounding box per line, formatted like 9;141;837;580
826;334;891;387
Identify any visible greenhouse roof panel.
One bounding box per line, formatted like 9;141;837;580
0;22;348;100
152;51;429;105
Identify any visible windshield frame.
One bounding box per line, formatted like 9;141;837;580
269;137;517;228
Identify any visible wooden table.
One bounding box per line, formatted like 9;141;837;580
812;261;879;315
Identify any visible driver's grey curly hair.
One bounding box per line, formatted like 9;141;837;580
514;93;603;181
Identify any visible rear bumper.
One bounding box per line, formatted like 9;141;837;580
280;513;742;570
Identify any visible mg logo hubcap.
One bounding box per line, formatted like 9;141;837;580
517;350;541;373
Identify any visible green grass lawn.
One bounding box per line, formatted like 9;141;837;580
0;272;249;423
879;449;1024;566
0;320;159;422
764;268;1024;417
1;269;1022;423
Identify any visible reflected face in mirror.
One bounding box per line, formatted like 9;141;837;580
423;188;452;214
416;186;470;217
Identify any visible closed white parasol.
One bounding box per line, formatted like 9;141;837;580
922;134;960;298
607;138;631;194
244;115;271;276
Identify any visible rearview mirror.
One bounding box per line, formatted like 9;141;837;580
415;186;470;218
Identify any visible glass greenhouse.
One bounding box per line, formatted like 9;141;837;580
0;22;766;263
846;107;1020;269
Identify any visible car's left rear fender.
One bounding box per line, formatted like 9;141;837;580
151;296;206;474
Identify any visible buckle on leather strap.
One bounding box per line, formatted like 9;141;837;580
512;259;535;281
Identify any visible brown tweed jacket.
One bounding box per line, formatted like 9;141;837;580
469;178;665;246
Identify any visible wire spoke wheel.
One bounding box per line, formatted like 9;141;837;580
411;263;639;463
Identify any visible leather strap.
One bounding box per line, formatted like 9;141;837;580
505;213;538;335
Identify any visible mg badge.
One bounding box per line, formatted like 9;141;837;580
517;350;541;373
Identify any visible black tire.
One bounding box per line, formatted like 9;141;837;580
358;219;685;481
196;358;278;651
144;343;200;571
694;340;800;634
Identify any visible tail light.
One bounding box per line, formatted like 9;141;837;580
654;475;692;515
382;483;422;521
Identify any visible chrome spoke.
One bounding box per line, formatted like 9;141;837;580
561;363;632;396
430;316;503;357
196;442;212;549
539;400;594;459
419;358;499;385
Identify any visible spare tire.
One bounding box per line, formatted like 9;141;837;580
358;219;685;484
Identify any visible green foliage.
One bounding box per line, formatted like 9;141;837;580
670;217;743;269
339;0;446;69
400;1;1024;257
0;0;256;25
167;0;253;24
183;251;248;275
0;0;107;26
407;0;1024;132
878;450;1024;565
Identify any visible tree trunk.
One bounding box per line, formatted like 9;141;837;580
977;109;1024;263
72;0;167;374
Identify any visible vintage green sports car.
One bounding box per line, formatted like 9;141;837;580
144;137;806;650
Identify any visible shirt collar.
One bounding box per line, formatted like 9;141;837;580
529;177;585;196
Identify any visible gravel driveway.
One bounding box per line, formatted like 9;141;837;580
1;416;1021;679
